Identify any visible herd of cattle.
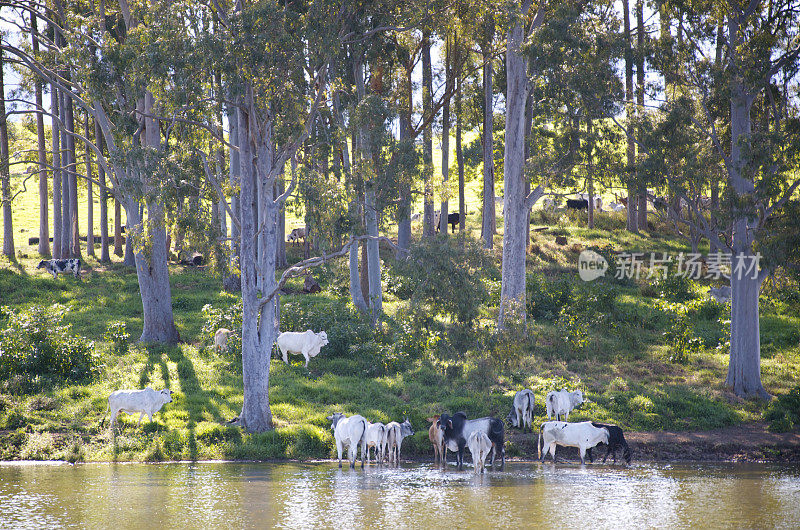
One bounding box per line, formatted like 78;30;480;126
101;327;631;471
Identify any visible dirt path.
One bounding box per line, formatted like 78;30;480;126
508;423;800;463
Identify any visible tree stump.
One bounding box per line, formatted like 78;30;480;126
555;235;568;245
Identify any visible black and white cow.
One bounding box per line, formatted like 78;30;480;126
37;259;81;279
587;422;632;464
438;412;505;471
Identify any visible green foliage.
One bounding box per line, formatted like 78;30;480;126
201;302;242;356
659;302;705;363
103;322;130;355
527;273;573;320
555;307;590;352
280;296;372;359
0;305;98;386
765;386;800;433
391;234;495;326
649;273;696;302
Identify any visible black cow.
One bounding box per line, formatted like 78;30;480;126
37;259;82;280
566;199;589;210
588;422;632;464
438;412;505;470
436;212;462;233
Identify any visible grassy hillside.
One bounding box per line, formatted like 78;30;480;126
1;201;799;462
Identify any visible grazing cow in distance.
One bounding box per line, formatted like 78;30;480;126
435;212;462;234
276;330;329;367
587;423;632;464
327;412;368;468
214;328;233;353
287;227;306;246
363;421;387;464
566;198;589;210
538;421;610;464
427;415;444;463
385;419;414;465
37;258;81;279
507;389;535;433
410;212;422;222
468;431;492;474
103;387;173;430
438;412;505;470
608;202;626;212
708;286;731;304
546;389;588;421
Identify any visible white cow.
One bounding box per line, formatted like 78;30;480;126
276;330;329;367
507;389;535;433
708;286;731;304
538;421;609;464
608;202;626;212
214;328;233;353
546;389;588;421
363;422;387;464
105;387;173;430
327;412;368;468
468;431;492;474
385;419;414;465
287;226;306;245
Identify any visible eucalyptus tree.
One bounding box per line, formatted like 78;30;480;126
646;0;800;398
0;46;12;258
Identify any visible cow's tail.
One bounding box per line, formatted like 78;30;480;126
537;423;544;460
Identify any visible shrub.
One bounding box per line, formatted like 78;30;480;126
103;322;130;355
650;274;695;302
527;274;573;320
765;386;800;433
0;305;98;386
663;313;704;363
201;302;242;355
280;296;372;359
555;308;590;352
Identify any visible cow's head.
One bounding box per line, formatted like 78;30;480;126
507;409;519;427
318;331;329;347
160;389;174;404
571;390;586;406
426;415;440;424
437;414;453;434
400;418;414;437
36;260;47;269
327;412;345;429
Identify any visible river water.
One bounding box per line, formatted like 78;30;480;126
1;461;798;529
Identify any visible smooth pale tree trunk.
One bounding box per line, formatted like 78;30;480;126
51;84;62;259
114;199;123;257
349;241;367;312
724;25;769;398
422;32;435;237
132;92;179;344
457;75;465;233
32;15;49;257
84;113;95;257
709;23;724;255
499;0;545;328
95;118;110;262
481;18;496;248
59;90;71;258
623;0;638;232
587;119;594;229
66;92;80;257
635;0;647;230
524;90;534;245
439;36;451;235
275;166;286;268
0;48;12;258
237;100;275;433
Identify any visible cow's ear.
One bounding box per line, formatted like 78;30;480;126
447;420;452;428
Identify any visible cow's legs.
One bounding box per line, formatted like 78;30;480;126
548;443;557;462
337;441;344;468
138;412;145;426
579;447;586;464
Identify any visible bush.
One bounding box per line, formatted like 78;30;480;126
0;305;98;385
201;302;242;355
280;296;373;359
103;322;130;355
555;307;590;352
663;313;704;363
650;274;695;302
766;386;800;433
527;274;573;320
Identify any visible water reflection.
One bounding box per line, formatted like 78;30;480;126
0;462;798;528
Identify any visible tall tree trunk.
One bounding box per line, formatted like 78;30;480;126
481;16;496;248
499;1;537;328
457;73;465;233
60;90;71;258
66;90;80;257
84;112;95;257
623;0;638;232
635;0;647;230
709;22;724;254
224;91;241;291
51;83;62;259
275;165;287;268
0;47;12;258
439;35;451;235
95;118;110;262
422;31;435;237
32;14;50;257
724;15;768;399
114;198;123;257
587;119;594;229
524;89;534;245
133;91;179;344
